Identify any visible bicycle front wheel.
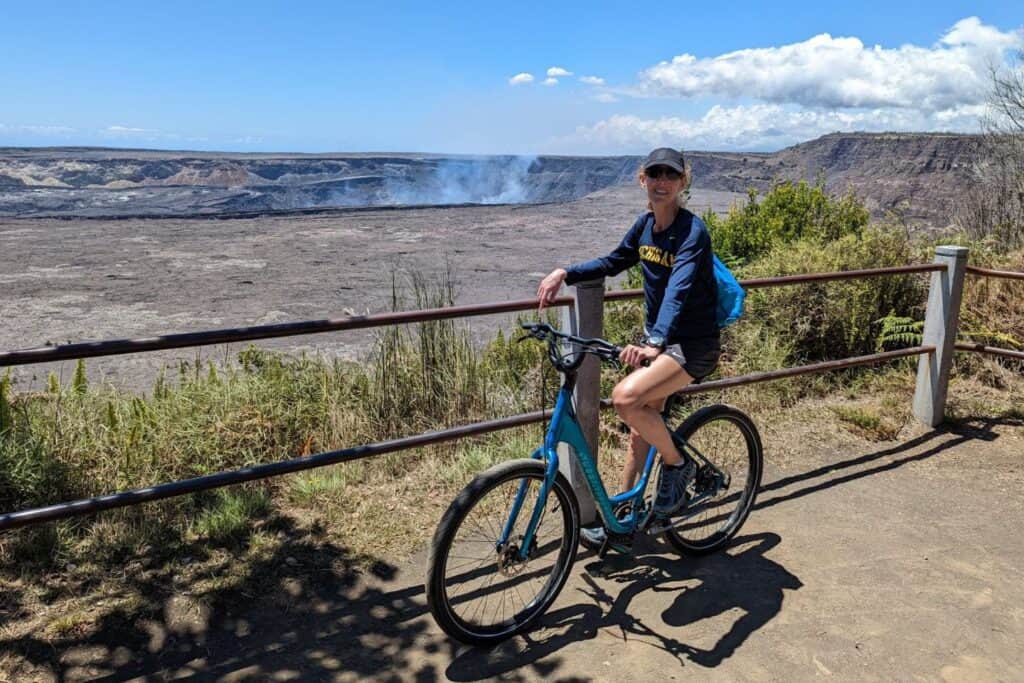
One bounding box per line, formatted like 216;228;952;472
425;459;579;646
663;404;763;556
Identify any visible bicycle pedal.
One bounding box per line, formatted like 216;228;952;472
598;534;633;558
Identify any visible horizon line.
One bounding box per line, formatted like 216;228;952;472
0;131;983;159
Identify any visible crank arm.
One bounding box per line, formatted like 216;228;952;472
645;490;717;536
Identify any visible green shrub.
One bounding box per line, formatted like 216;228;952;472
71;359;88;394
707;180;870;265
734;226;927;365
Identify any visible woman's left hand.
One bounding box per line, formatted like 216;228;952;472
619;344;661;368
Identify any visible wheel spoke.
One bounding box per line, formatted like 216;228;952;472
662;408;761;554
428;463;576;643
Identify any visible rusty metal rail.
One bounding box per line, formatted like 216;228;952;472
0;345;934;532
0;264;945;366
0;260;951;531
955;342;1024;361
0;411;549;531
674;346;932;392
966;265;1024;281
960;265;1024;361
0;296;574;368
605;263;944;301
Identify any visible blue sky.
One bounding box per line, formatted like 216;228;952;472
0;2;1020;154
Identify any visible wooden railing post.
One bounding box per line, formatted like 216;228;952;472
913;246;969;427
559;278;604;525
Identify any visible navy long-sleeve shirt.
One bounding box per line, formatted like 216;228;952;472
564;210;718;341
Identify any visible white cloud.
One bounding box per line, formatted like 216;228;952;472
543;77;559;86
635;17;1022;112
593;92;619;103
509;72;534;86
547;66;573;77
0;123;76;135
100;126;211;144
558;102;987;153
106;125;153;134
579;76;605;85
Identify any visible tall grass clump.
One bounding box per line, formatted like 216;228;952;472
363;270;488;439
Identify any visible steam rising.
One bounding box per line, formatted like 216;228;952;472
385;156;539;206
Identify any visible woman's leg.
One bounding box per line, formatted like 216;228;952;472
621;428;648;491
611;356;693;465
620;395;669;491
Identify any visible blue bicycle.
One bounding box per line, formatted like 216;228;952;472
426;322;763;645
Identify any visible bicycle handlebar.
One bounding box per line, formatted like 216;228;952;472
519;322;623;371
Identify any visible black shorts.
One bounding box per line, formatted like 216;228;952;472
662;336;721;380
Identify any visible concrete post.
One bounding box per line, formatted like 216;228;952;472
913;246;969;427
558;278;604;524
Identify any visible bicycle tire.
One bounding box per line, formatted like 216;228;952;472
659;404;763;556
426;459;580;645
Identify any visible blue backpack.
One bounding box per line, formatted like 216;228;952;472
712;254;745;327
657;211;745;328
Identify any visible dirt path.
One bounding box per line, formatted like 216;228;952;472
3;411;1021;682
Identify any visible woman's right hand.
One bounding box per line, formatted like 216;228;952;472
537;268;568;310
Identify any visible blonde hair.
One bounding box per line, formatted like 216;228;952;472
638;162;692;210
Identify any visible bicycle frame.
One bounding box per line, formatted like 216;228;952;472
500;373;659;560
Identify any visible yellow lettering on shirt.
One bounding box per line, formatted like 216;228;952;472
639;245;675;268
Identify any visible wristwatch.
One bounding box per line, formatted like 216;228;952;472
644;335;666;350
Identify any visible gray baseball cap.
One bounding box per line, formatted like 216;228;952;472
643;147;686;172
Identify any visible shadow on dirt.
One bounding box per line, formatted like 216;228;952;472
0;513;446;681
754;415;1016;511
1;417;1014;681
444;532;800;681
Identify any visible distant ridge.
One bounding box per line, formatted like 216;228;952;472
686;132;983;225
0;132;983;225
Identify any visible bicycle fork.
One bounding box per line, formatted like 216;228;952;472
495;446;560;562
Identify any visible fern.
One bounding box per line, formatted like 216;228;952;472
875;313;924;351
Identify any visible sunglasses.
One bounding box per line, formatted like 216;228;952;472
644;166;681;180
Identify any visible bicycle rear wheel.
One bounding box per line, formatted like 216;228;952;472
426;459;579;645
661;404;763;556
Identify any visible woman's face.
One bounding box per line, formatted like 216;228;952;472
642;165;686;208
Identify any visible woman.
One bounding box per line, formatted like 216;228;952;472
536;147;721;550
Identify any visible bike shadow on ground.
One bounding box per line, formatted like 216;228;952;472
444;531;801;681
443;416;1021;680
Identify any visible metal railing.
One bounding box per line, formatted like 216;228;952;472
1;250;1020;531
960;263;1024;361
